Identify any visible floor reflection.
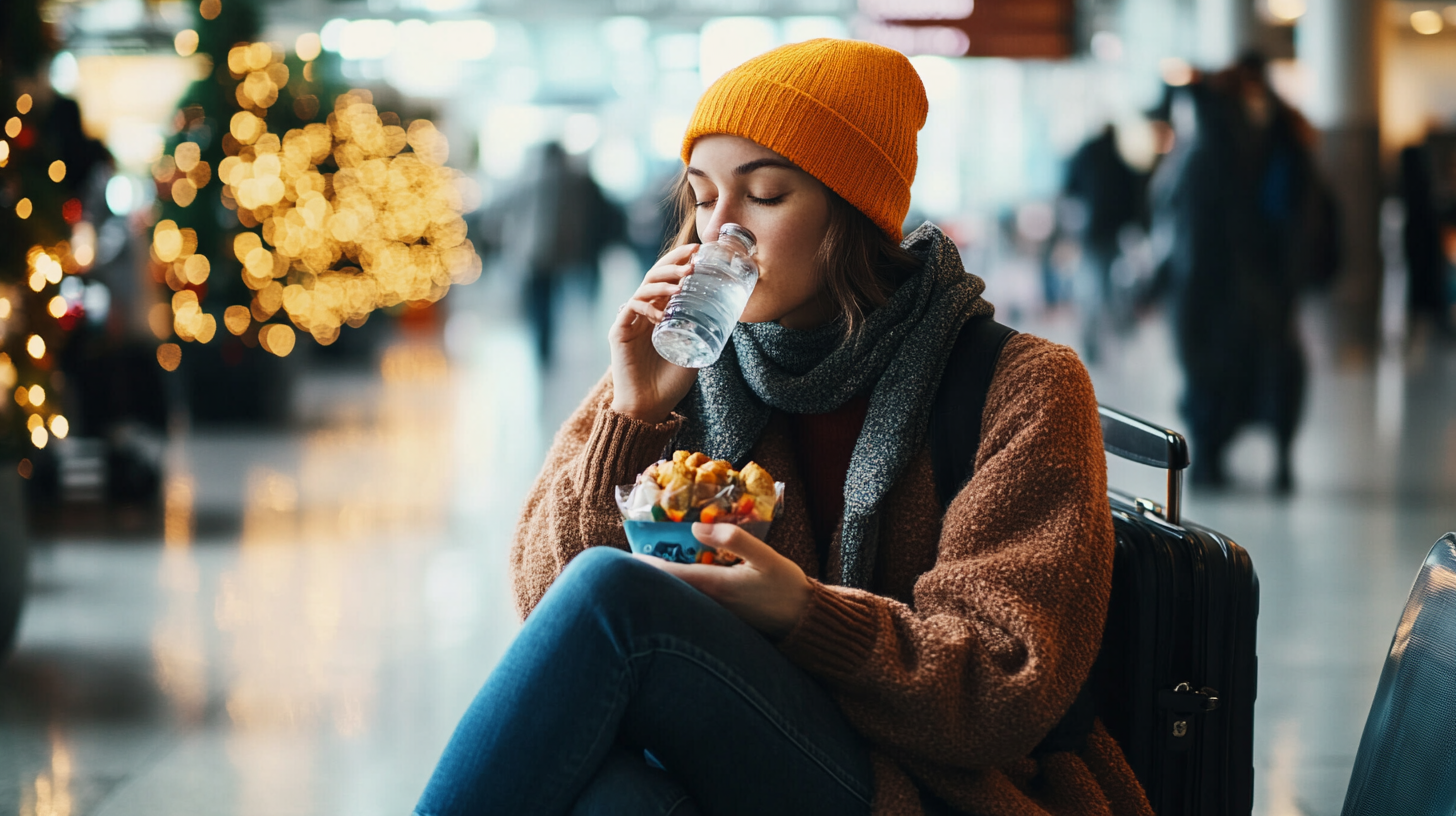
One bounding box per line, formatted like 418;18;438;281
0;291;1452;814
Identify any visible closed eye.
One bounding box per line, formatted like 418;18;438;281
749;195;784;206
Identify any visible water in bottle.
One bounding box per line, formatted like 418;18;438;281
652;223;758;368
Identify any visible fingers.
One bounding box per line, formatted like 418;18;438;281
658;242;698;265
641;244;697;285
642;262;692;286
621;295;665;325
692;523;768;560
617;276;684;332
634;281;681;303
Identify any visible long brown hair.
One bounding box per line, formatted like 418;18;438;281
664;170;922;336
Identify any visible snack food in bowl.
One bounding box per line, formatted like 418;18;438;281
616;451;784;566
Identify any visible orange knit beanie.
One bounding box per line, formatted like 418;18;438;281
681;39;928;242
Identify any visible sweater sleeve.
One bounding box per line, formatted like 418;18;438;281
508;373;683;619
774;336;1115;769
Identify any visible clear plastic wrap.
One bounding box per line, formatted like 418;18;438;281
615;451;784;565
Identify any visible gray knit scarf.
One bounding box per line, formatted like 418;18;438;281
671;222;995;587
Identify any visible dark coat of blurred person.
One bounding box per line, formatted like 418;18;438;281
1062;124;1145;363
1400;142;1451;337
514;142;625;364
1147;56;1336;491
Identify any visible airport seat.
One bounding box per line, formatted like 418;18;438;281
1341;532;1456;816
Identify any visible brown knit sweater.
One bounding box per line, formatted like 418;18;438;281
508;334;1154;816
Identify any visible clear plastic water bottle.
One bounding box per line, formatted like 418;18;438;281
652;223;759;368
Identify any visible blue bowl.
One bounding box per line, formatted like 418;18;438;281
623;520;771;564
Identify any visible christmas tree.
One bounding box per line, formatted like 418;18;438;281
152;0;480;422
0;0;111;470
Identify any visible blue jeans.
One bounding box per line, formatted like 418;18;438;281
414;546;875;816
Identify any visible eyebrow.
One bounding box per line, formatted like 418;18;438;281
685;158;799;178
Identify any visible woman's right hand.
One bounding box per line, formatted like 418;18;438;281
609;242;701;424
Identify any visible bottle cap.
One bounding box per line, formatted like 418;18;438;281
717;223;757;256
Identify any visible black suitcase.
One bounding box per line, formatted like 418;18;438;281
930;319;1259;816
1094;405;1259;816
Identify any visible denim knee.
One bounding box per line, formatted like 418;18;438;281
558;545;647;593
542;545;711;638
548;546;678;615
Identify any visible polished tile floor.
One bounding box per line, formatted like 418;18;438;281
2;257;1453;815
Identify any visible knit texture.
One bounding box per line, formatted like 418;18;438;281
682;38;928;241
672;223;994;587
509;335;1154;816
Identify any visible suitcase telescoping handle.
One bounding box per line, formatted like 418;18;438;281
1098;404;1190;526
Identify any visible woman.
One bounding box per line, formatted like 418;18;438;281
415;39;1151;816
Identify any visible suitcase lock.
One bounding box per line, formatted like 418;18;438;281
1160;683;1220;739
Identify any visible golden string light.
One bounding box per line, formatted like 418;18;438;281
16;95;32;114
16;198;32;219
224;305;251;335
175;29;200;57
157;343;182;371
216;89;480;347
147;42;479;366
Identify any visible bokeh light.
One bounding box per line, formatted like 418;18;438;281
296;33;322;62
224;305;251;335
212;88;480;346
47;297;67;318
200;0;221;20
1411;9;1444;33
16;95;32;114
27;335;46;359
50;415;69;439
157;343;182;371
258;323;296;357
4;118;19;138
28;385;44;406
16;198;32;219
175;29;199;57
31;426;48;449
1267;0;1306;21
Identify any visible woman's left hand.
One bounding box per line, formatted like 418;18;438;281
634;523;812;639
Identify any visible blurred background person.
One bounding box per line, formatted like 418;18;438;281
1399;139;1452;342
1145;55;1336;492
1061;123;1146;364
508;141;625;365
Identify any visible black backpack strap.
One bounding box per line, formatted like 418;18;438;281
930;317;1018;510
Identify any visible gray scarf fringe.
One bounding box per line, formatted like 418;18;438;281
671;222;995;587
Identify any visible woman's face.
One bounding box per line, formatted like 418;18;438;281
686;135;833;329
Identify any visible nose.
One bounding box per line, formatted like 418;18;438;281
701;200;742;244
